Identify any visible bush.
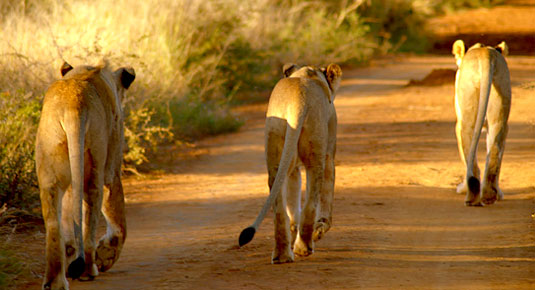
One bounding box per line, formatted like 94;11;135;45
162;98;244;141
0;91;40;209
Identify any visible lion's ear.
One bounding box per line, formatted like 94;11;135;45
118;67;136;89
452;40;465;67
282;63;298;78
495;41;509;56
469;43;483;50
325;63;342;95
60;61;73;77
452;40;465;58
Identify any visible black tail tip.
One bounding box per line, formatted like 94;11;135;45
239;227;256;247
67;256;85;279
468;176;480;194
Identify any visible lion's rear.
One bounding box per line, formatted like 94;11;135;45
37;61;134;289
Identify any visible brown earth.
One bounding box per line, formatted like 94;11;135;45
428;1;535;54
8;3;535;290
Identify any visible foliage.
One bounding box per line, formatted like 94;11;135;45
162;98;244;141
123;106;174;166
0;92;40;209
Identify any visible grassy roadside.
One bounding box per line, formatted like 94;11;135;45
0;0;374;210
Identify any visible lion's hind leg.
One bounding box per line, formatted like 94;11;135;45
61;187;76;267
96;176;126;272
265;128;294;264
455;86;483;206
460;120;483;206
313;150;334;242
271;175;295;264
455;108;481;196
481;116;508;205
286;167;301;247
294;138;326;257
80;164;104;280
40;183;69;290
37;144;71;289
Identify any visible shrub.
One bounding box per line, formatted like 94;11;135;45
0;91;40;209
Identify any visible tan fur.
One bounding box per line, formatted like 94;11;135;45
36;61;135;289
245;64;341;263
452;40;511;206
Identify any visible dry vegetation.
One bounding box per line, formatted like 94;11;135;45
0;0;377;209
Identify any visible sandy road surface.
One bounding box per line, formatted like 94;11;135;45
19;55;532;289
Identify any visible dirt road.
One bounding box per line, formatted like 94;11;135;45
17;55;518;289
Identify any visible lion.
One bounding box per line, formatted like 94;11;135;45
238;63;342;263
452;39;511;206
35;60;135;289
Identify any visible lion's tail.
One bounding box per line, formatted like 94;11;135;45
239;109;306;247
466;56;494;201
64;108;87;278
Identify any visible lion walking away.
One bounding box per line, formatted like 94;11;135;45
239;63;342;264
452;40;511;206
35;60;135;290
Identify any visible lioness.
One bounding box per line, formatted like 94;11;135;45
35;60;135;289
452;40;511;206
239;63;342;263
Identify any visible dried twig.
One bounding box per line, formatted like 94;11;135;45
336;0;365;29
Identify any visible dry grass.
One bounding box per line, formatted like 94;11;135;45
0;0;374;164
0;0;376;224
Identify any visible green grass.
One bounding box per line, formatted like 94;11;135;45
0;248;26;289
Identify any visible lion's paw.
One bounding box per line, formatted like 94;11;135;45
497;188;504;201
456;181;467;194
293;237;314;257
95;236;121;272
313;218;331;242
43;275;69;290
272;248;294;264
464;192;483;207
481;186;503;205
78;263;98;282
